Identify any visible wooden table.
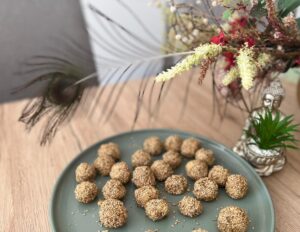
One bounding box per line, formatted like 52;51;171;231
1;77;299;232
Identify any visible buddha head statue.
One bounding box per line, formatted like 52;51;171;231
262;80;285;111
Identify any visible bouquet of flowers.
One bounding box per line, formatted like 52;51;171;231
156;0;300;112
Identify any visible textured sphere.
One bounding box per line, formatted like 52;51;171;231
162;150;182;169
75;162;96;183
94;154;115;176
192;229;208;232
178;196;203;217
98;142;120;160
102;179;126;200
151;160;173;181
131;149;152;168
132;166;156;188
193;177;218;201
185;160;208;180
208;165;230;187
181;137;201;158
164;135;183;152
74;181;98;203
195;148;215;166
145;199;169;221
99;199;128;228
134;185;159;207
164;175;188;195
110;161;131;184
225;174;248;199
217;206;249;232
143;136;163;156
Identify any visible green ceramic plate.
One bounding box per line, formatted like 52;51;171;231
50;129;275;232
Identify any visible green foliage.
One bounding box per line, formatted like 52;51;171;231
277;0;300;17
250;0;300;18
222;9;232;20
246;110;299;150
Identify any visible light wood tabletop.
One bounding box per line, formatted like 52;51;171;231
1;77;299;232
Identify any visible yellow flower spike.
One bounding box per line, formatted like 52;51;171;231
236;46;257;90
222;66;239;86
155;43;222;82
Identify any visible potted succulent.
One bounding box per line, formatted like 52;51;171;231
243;109;299;176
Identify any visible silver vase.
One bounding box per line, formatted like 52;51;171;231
241;138;286;176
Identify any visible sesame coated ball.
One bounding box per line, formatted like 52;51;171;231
99;199;128;228
225;174;248;199
74;181;98;203
131;149;152;168
151;160;173;181
193;177;218;201
162;150;182;169
98;142;120;160
134;185;159;207
164;175;188;195
143;136;163;156
132;166;156;188
208;165;230;187
102;179;126;200
164;135;183;152
181;137;201;158
75;162;97;183
94;154;115;176
110;161;131;184
178;196;203;217
195;148;215;166
192;229;208;232
145;199;169;221
217;206;249;232
185;160;208;180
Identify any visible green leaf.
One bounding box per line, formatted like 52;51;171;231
250;0;268;18
222;9;232;20
277;0;300;17
245;109;300;150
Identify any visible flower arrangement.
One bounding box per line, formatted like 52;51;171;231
156;0;300;112
15;0;300;144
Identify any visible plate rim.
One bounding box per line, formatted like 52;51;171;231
49;128;275;232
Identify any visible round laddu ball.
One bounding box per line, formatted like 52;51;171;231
165;175;188;195
75;162;97;183
162;150;182;169
134;185;159;207
164;135;183;152
99;199;128;228
192;229;208;232
145;199;169;221
110;161;131;184
151;160;173;181
74;181;98;203
217;206;249;232
185;160;208;180
132;166;156;188
94;154;115;176
208;165;230;187
178;196;203;217
143;136;163;156
195;148;215;166
225;174;248;199
181;137;201;158
131;149;152;168
98;142;120;160
193;177;218;201
102;179;126;200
